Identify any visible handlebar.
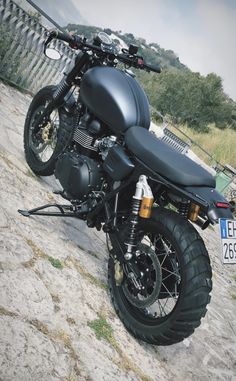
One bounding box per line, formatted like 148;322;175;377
55;31;75;44
143;62;161;74
45;30;161;74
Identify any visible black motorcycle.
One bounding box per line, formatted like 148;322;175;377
19;30;235;346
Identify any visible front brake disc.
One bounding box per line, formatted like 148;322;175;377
122;243;162;308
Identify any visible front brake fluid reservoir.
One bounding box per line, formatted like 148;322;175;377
139;196;154;218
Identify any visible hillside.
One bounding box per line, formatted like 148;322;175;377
65;24;187;71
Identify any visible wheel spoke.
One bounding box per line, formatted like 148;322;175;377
162;267;180;282
157;299;166;316
161;281;178;300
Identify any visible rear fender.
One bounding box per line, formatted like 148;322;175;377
185;186;234;223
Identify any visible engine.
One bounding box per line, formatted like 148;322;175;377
55;111;118;201
55;153;104;200
72;112;102;156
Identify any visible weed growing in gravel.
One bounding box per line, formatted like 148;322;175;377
88;313;152;381
30;319;49;335
25;169;37;178
230;292;236;300
48;256;63;269
232;275;236;282
0;307;18;317
65;257;107;290
25;238;63;269
26;238;48;259
0;151;14;169
88;314;115;344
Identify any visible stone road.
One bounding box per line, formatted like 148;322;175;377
0;81;236;381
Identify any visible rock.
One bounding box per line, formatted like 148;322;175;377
0;316;71;381
0;232;34;269
0;268;54;320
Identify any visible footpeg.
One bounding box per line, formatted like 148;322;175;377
18;209;31;217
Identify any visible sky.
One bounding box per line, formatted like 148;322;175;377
30;0;236;101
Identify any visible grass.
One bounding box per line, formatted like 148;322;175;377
230;293;236;300
0;307;18;317
88;313;152;381
88;315;114;343
65;257;107;290
0;151;14;169
30;321;81;376
167;123;236;168
48;256;63;269
25;169;37;179
25;238;63;270
26;238;48;259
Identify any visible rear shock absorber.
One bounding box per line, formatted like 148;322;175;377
124;175;154;260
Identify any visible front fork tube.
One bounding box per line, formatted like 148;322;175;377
124;175;154;260
36;52;90;130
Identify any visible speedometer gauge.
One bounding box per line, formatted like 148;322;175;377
94;32;112;46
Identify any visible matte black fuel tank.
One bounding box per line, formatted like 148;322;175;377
80;66;150;133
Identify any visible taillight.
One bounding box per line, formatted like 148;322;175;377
215;202;230;209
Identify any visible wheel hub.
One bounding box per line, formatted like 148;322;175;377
122;243;162;308
41;122;52;143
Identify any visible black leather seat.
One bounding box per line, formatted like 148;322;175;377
125;127;216;187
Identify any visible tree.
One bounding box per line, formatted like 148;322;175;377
137;68;236;132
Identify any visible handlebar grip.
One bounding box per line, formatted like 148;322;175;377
144;62;161;73
56;31;74;44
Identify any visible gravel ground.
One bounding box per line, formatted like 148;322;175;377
0;81;236;381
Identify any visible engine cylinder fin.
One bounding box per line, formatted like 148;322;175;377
73;128;98;151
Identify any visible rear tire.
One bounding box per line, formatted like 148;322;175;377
108;208;212;345
24;86;74;176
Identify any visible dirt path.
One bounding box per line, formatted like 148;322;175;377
0;81;236;381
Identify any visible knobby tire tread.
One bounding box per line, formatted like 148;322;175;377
108;207;212;345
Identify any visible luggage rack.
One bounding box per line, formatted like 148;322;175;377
161;127;190;154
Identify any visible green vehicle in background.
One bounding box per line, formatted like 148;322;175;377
215;164;236;216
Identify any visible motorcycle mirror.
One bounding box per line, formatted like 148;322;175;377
44;47;61;60
129;44;138;55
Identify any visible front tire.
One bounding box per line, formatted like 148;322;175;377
24;86;73;176
108;208;212;346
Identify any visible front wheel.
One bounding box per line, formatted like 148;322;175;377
108;208;212;345
24;86;73;176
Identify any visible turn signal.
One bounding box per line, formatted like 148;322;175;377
139;197;154;218
188;203;200;222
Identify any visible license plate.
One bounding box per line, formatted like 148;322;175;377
220;219;236;264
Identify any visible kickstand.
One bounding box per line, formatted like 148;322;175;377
18;203;83;218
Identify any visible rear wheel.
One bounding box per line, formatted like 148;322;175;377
24;86;73;176
108;208;212;345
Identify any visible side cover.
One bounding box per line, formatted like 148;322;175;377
80;66;150;133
